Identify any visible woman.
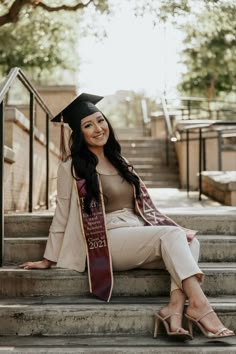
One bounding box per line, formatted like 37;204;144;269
19;93;234;340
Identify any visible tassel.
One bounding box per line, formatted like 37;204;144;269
60;114;67;161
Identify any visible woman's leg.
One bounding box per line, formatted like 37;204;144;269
108;223;201;333
159;237;200;333
183;276;234;336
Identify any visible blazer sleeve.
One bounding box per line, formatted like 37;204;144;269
44;162;73;262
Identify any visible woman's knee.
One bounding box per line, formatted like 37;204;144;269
189;237;200;260
160;226;187;243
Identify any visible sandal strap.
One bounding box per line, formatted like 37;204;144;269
196;309;214;322
215;327;228;336
162;312;182;320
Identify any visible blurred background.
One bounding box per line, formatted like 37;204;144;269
1;0;235;127
1;0;236;212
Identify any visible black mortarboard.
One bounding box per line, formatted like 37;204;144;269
52;93;104;161
51;93;104;131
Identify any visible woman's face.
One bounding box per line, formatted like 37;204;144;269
81;111;109;149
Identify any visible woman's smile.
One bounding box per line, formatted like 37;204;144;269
81;111;109;149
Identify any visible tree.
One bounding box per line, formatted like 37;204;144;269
179;1;236;99
0;6;79;81
0;0;108;27
132;0;236;98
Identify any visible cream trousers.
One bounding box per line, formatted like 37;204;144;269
106;208;203;293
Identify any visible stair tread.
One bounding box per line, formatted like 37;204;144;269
0;295;235;306
1;262;236;273
5;206;236;218
5;234;236;241
0;334;235;348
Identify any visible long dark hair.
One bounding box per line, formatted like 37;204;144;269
68;115;140;214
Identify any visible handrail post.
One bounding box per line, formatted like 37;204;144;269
203;137;206;171
217;130;222;171
186;130;189;196
29;92;34;212
46;113;49;209
0;101;4;266
187;100;191;119
198;128;202;201
165;131;169;167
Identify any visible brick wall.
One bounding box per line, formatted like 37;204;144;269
4;108;59;212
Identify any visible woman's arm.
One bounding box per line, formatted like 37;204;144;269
19;161;73;269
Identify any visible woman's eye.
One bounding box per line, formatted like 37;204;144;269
98;118;105;123
84;124;91;128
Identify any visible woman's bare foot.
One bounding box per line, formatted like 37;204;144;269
159;304;189;335
18;259;52;269
159;289;189;334
186;298;235;336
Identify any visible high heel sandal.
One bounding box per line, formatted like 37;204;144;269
153;312;193;340
185;309;235;339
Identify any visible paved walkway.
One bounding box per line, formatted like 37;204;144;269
9;189;235;215
149;188;222;208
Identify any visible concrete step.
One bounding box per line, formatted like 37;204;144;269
0;296;235;336
137;172;179;181
4;208;236;237
122;149;177;159
116;128;150;138
144;180;180;188
131;161;178;170
0;263;235;297
132;165;178;173
120;140;167;147
127;157;173;165
4;235;236;265
1;335;236;353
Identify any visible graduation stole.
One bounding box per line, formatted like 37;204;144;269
75;176;196;302
135;180;197;242
75;178;113;302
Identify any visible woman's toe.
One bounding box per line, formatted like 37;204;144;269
176;328;189;334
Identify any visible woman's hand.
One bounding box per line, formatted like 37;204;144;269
18;258;53;269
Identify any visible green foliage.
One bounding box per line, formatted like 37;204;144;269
133;0;190;24
133;0;236;98
178;1;236;98
0;6;79;82
0;1;109;83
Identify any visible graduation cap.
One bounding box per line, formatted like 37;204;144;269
51;93;104;131
51;93;104;160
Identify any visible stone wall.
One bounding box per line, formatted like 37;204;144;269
175;132;236;190
4;107;60;212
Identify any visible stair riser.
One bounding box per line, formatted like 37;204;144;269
1;348;236;354
140;182;180;188
1;336;236;354
5;215;236;237
0;270;235;297
134;173;179;181
4;238;236;264
0;306;235;336
122;153;177;162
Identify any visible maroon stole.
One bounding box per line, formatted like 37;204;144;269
135;180;196;242
75;176;197;302
75;178;113;302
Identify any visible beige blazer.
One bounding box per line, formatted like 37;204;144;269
44;160;87;272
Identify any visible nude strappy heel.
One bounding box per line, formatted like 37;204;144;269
153;312;193;340
185;309;235;339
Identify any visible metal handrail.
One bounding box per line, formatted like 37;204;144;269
166;95;236;105
0;67;53;266
177;121;236;200
0;67;53;116
160;95;176;166
160;93;236;166
161;95;236;122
